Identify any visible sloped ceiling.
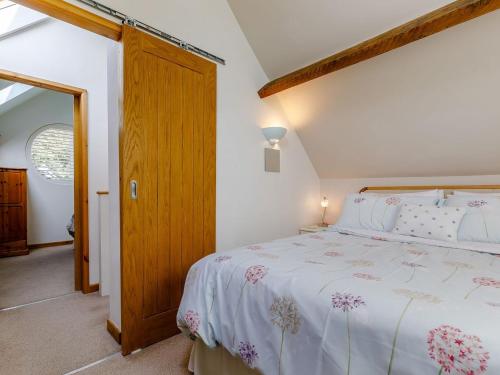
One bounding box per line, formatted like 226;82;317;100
228;1;500;178
227;0;454;79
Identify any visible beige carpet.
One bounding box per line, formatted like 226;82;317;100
81;334;192;375
0;292;120;375
0;245;195;375
0;245;74;309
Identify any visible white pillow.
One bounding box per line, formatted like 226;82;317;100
362;189;444;199
336;194;440;232
444;195;500;243
392;204;466;242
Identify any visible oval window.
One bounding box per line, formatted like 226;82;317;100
27;124;74;184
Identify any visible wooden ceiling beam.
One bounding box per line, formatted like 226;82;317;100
258;0;500;98
14;0;122;41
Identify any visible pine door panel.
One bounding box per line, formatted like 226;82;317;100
157;59;176;313
121;26;216;354
141;52;159;319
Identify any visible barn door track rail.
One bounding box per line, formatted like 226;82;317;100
76;0;225;65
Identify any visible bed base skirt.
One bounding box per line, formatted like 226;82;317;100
188;339;260;375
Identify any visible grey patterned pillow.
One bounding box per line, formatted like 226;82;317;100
392;204;466;242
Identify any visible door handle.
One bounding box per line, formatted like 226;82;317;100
130;180;138;200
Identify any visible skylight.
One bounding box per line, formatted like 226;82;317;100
0;1;15;10
0;2;48;39
0;82;45;117
0;83;34;106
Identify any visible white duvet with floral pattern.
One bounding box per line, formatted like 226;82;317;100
177;228;500;375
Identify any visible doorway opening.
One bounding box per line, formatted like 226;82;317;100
0;69;91;295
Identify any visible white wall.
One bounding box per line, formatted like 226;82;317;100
322;175;500;223
276;11;500;179
0;14;116;283
106;41;122;326
0;91;74;244
92;0;320;328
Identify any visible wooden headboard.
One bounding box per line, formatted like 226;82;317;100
359;185;500;197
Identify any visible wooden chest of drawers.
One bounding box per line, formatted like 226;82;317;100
0;168;28;257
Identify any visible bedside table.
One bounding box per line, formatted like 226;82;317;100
299;225;329;235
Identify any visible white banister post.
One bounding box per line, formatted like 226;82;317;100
97;191;110;296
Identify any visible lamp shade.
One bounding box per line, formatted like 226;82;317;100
262;126;287;146
321;197;329;208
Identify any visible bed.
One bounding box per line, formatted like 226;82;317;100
178;185;500;375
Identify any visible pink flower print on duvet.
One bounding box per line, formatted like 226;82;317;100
318;260;375;294
467;200;488;208
427;324;489;374
381;197;401;230
388;290;441;375
465;277;500;299
386;197;401;206
247;245;263;251
309;234;324;240
331;293;366;375
401;261;426;283
331;292;365;312
183;310;200;335
256;253;280;260
245;265;268;284
442;261;473;283
346;260;374;268
324;250;344;257
353;273;381;281
239;341;259;368
353;197;366;227
467;200;490;239
407;249;428;256
270;296;301;375
232;266;268;344
214;255;232;263
391;247;427;262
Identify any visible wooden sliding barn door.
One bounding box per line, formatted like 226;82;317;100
121;26;216;354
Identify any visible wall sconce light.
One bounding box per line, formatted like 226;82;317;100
262;126;287;149
320;196;329;227
262;126;287;173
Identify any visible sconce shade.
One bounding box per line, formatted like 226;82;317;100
262;126;287;147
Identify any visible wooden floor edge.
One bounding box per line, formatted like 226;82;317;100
28;240;74;249
107;319;122;344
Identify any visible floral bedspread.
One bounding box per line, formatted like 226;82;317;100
177;229;500;375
